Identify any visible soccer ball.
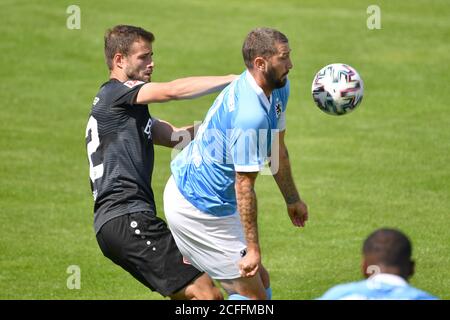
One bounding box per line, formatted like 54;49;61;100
311;63;364;116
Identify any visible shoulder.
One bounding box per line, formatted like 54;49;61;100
319;281;367;300
233;105;268;131
233;75;260;104
98;79;146;107
104;79;145;95
97;79;122;99
233;76;268;127
405;286;439;300
100;78;122;91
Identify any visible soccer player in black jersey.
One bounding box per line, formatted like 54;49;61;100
86;25;236;299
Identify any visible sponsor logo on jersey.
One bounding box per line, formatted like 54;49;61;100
144;118;153;139
123;80;145;88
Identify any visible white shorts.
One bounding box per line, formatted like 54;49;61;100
164;176;247;280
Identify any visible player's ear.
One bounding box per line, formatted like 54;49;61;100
361;258;370;278
254;57;266;71
113;52;125;69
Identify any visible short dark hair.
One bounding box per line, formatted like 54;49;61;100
104;25;155;70
363;228;412;268
242;27;289;69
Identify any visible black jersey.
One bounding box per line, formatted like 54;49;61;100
86;79;156;233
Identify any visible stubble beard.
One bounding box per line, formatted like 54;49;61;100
125;65;147;82
266;65;287;89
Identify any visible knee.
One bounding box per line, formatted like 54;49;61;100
196;286;223;300
211;287;224;300
188;274;224;300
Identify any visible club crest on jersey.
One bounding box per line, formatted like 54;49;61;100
275;102;282;118
123;80;145;88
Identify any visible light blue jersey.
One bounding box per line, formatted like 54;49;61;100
171;70;289;216
319;274;438;300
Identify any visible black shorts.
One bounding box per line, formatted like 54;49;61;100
96;211;202;297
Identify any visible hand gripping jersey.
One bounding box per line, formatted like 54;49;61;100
171;71;289;217
86;79;156;233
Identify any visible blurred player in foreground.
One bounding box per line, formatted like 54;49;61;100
319;228;438;300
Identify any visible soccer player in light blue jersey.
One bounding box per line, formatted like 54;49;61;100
319;228;438;300
164;28;309;300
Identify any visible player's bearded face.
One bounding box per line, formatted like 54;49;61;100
265;42;292;89
266;63;288;89
124;40;154;82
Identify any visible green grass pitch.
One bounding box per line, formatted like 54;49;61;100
0;0;449;299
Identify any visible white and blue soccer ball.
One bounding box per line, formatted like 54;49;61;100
311;63;364;116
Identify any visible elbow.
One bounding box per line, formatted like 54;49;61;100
166;81;188;100
166;87;179;100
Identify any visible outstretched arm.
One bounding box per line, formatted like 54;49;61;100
272;130;309;227
136;74;237;104
235;171;261;278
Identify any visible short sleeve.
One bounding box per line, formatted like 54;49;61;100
229;112;270;172
111;80;146;107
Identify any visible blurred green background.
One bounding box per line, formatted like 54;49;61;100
0;0;449;299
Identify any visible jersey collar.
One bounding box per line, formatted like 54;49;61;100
368;273;408;287
245;70;272;112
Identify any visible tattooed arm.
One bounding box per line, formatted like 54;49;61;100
235;171;260;278
272;130;309;227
